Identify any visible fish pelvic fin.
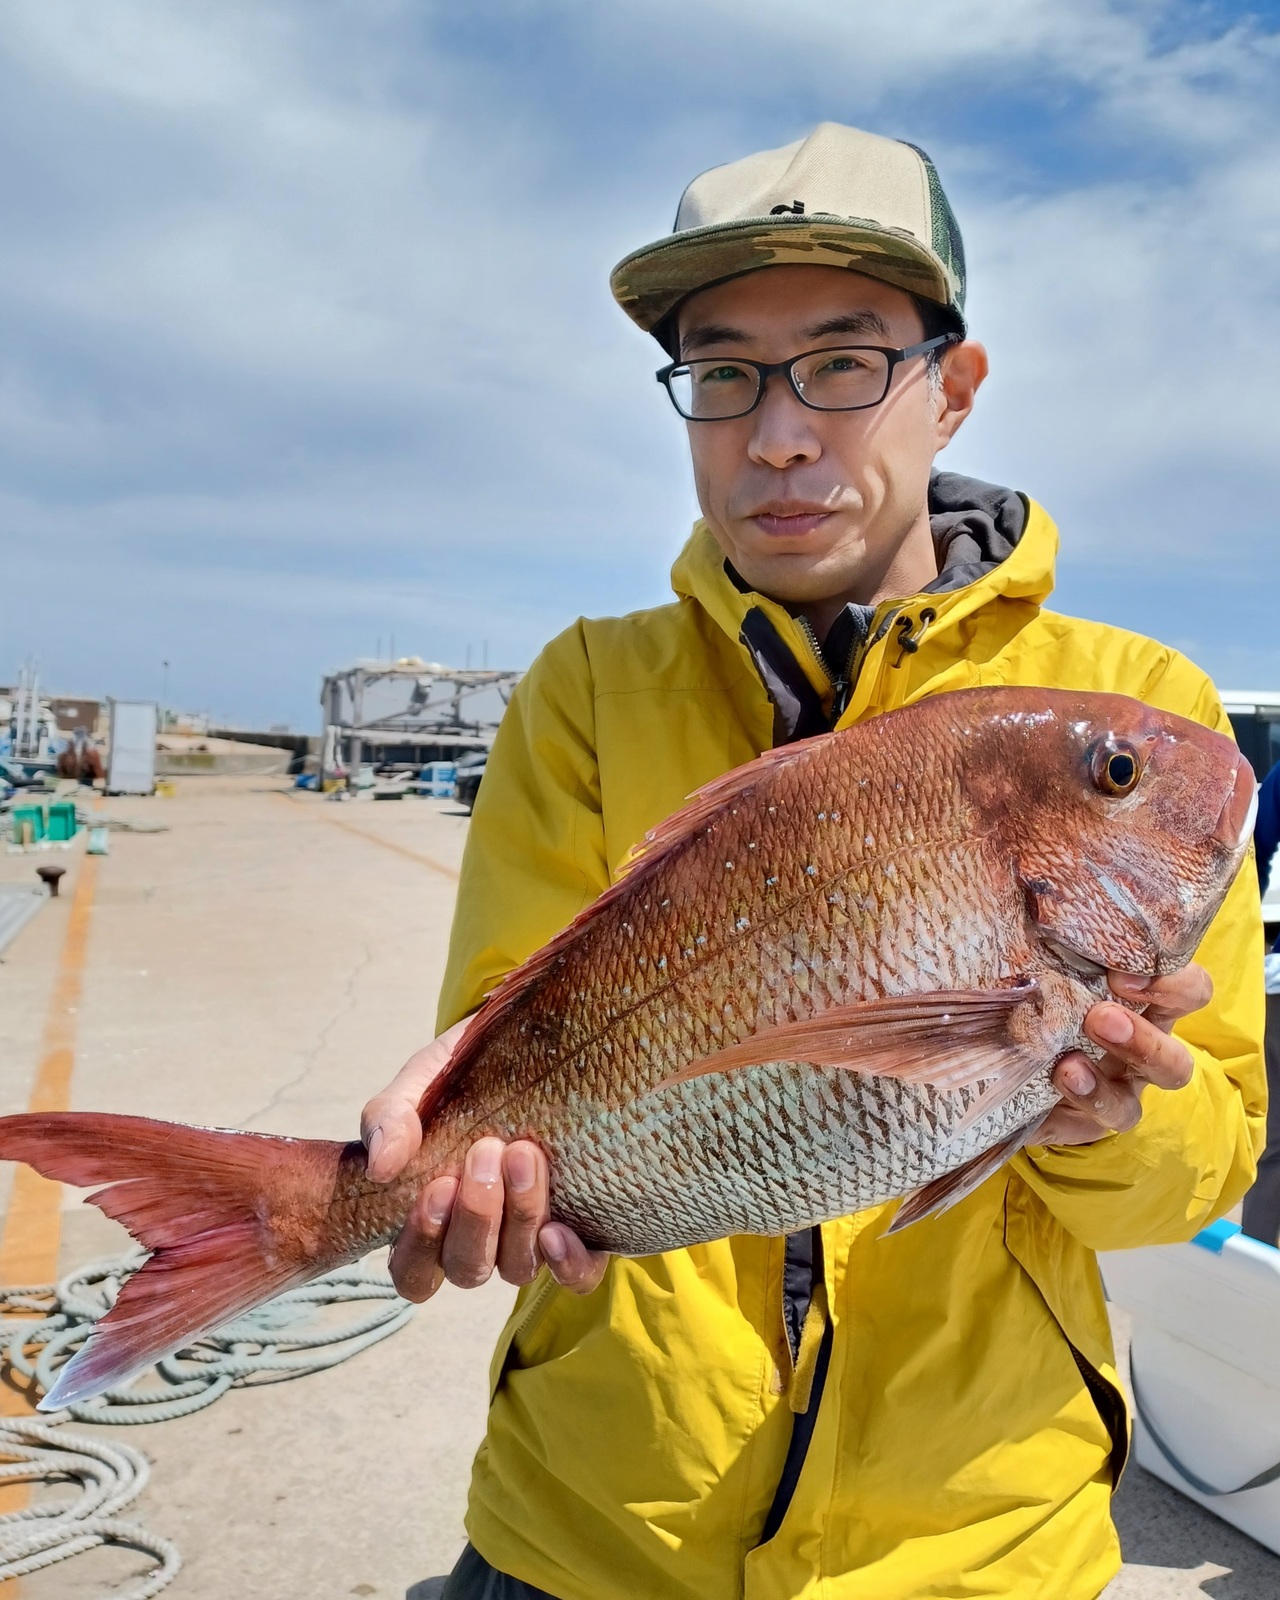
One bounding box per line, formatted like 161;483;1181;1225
886;1111;1054;1234
0;1112;353;1408
652;983;1045;1102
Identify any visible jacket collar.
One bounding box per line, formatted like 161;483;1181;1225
672;472;1054;632
669;472;1060;738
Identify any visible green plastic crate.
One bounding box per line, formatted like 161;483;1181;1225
10;805;45;845
46;802;78;842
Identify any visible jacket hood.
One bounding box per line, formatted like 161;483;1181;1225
923;472;1031;595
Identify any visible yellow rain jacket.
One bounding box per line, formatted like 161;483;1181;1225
437;481;1266;1600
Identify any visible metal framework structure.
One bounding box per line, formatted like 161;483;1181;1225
318;659;522;786
3;663;58;769
9;664;49;760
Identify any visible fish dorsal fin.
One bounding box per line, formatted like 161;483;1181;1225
651;982;1047;1106
440;733;839;1095
617;730;835;881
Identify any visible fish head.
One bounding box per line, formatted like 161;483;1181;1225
961;690;1256;978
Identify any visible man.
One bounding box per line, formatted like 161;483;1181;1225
1241;758;1280;1244
1255;761;1280;902
362;124;1265;1599
55;728;104;788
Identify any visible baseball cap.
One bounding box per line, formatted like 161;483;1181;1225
610;121;967;343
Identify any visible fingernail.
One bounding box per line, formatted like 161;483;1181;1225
1063;1062;1097;1097
425;1180;455;1227
1111;973;1148;995
1092;1008;1133;1046
540;1225;567;1264
366;1126;384;1173
468;1140;502;1186
506;1145;537;1192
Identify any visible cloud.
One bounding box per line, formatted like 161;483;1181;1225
953;19;1280;573
0;0;1276;722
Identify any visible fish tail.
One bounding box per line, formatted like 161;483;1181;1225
0;1111;356;1408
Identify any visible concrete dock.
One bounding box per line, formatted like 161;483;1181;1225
0;776;1276;1598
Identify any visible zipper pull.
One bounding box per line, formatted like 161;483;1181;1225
831;675;853;720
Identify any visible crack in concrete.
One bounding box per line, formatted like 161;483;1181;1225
238;936;377;1130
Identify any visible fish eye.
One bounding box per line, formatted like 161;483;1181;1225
1091;741;1142;797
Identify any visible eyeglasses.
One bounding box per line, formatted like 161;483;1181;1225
655;334;958;421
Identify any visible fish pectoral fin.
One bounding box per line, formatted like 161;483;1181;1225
653;983;1042;1096
887;1111;1053;1234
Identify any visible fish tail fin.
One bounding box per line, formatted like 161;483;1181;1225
0;1112;355;1408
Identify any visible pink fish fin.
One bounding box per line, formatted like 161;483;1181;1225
951;1063;1057;1138
652;982;1042;1096
454;735;838;1075
0;1112;350;1409
623;730;833;875
886;1110;1054;1234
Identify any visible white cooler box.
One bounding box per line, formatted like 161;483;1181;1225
1101;1219;1280;1553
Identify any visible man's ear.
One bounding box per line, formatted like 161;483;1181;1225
933;341;988;449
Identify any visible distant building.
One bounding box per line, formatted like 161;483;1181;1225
1;686;104;741
319;658;522;782
47;696;104;736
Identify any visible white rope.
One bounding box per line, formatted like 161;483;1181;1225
2;1258;415;1424
0;1256;415;1597
0;1418;181;1597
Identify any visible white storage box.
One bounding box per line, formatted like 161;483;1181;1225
1101;1219;1280;1553
106;699;157;795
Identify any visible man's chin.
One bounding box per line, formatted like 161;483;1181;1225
726;542;863;605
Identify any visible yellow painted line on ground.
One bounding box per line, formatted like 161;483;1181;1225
0;854;100;1449
284;795;460;881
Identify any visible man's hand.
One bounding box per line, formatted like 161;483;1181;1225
1038;964;1213;1146
361;1020;609;1303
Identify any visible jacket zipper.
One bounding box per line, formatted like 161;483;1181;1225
793;614;832;692
487;1267;561;1402
792;605;905;725
508;1269;559;1343
793;613;853;724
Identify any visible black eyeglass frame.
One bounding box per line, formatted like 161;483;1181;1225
655;333;960;421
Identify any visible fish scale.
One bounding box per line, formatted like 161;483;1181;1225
405;689;1249;1257
0;686;1253;1408
411;702;1078;1252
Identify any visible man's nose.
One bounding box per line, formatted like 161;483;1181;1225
746;379;823;470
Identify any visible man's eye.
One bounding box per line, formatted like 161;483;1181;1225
817;354;874;375
698;365;749;384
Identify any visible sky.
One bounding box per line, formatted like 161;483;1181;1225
0;0;1277;729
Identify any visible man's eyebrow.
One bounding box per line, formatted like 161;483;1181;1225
678;323;751;356
801;311;891;342
679;310;893;357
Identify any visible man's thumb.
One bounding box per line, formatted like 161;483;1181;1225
363;1099;423;1182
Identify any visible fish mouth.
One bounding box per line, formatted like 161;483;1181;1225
1038;931;1111;980
1214;755;1258;851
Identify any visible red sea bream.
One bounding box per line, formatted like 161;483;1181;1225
0;687;1255;1408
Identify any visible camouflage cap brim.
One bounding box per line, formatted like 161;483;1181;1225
610;214;956;335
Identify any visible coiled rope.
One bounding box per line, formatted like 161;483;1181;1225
0;1419;179;1598
0;1256;414;1595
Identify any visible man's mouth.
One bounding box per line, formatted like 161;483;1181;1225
749;503;834;538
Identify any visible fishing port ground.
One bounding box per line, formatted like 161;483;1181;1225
0;774;1277;1597
0;778;512;1598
